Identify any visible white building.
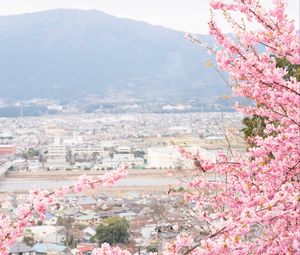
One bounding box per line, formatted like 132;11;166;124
14;159;27;171
101;153;144;170
116;146;131;153
147;146;216;169
24;225;66;243
72;146;104;158
46;137;68;170
27;160;42;172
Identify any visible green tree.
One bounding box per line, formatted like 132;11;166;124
146;245;158;253
94;217;129;245
23;235;36;247
274;57;300;81
65;234;77;248
22;147;39;159
57;217;75;244
241;115;267;142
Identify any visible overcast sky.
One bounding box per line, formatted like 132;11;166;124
0;0;298;33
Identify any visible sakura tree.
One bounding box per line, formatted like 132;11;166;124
168;0;299;254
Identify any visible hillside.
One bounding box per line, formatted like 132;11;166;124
0;9;229;101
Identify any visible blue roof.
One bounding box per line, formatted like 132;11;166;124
33;243;67;253
45;212;54;220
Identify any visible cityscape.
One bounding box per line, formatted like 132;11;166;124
0;110;245;254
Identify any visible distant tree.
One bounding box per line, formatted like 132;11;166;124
22;148;39;159
57;217;75;243
133;150;145;158
94;217;129;245
92;152;99;162
65;234;77;248
241;114;267;144
146;245;158;253
22;233;36;247
275;57;300;81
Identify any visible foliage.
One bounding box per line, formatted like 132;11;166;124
22;147;39;159
146;245;158;253
241;57;299;145
65;235;77;248
94;217;129;245
275;57;300;81
22;235;36;247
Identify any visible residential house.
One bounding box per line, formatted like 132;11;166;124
9;243;36;255
33;243;72;255
82;227;96;242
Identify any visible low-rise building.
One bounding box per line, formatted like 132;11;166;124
9;243;36;255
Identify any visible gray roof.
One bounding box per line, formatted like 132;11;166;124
78;197;97;205
9;242;34;253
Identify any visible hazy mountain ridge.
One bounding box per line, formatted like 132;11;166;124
0;9;229;101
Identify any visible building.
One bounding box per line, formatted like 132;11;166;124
0;145;16;156
27;160;42;171
116;146;131;153
33;243;72;255
147;146;183;169
102;153;144;170
25;226;66;244
46;137;68;170
72;245;94;255
9;243;36;255
72;146;104;158
147;146;204;169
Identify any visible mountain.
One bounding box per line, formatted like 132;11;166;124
0;9;229;102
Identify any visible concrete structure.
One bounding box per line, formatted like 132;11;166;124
27;160;42;171
0;145;16;156
102;153;144;170
33;243;72;255
46;137;68;170
14;159;27;171
9;243;36;255
147;146;216;169
72;146;104;157
147;146;183;169
25;226;66;243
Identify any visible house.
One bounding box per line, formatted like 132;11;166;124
44;212;58;225
63;208;86;218
33;243;72;255
118;211;137;221
25;226;66;243
72;245;94;255
82;226;96;242
9;243;36;255
98;210;115;219
77;197;97;210
75;215;99;226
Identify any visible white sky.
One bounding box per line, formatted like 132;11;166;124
0;0;298;33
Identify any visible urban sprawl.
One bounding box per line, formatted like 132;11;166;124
1;112;246;255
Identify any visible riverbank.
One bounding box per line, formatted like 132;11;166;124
0;169;181;192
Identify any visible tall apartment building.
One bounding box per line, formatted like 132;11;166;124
46;137;68;170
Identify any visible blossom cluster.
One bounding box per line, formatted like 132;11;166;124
177;0;300;254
